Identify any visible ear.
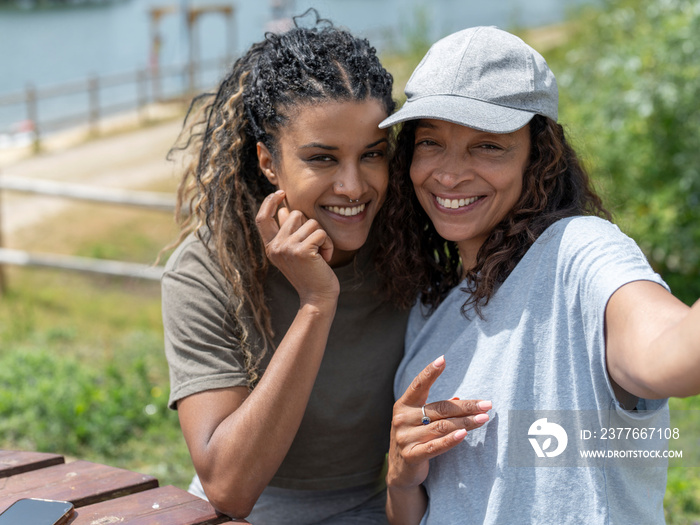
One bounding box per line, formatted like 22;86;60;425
256;142;278;186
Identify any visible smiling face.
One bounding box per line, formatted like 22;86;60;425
257;99;389;267
409;119;530;269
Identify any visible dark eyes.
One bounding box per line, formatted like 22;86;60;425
414;140;504;152
363;150;385;159
308;154;335;163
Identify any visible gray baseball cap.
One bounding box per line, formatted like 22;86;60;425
379;26;558;133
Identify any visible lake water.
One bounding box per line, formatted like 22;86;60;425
0;0;593;132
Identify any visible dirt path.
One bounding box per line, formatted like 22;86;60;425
0;118;185;243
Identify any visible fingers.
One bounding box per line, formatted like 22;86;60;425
279;216;329;258
422;399;492;423
317;230;334;263
402;428;469;463
396;400;490;443
257;191;333;264
401;355;446;406
392;401;491;467
257;190;329;257
277;202;290;227
255;190;285;244
421;409;489;435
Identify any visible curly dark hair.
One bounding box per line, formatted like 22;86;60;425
167;10;395;386
377;115;611;317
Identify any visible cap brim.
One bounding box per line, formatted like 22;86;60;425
379;95;535;133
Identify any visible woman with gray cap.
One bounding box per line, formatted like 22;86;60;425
378;26;700;524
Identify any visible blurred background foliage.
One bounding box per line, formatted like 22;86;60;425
548;0;700;304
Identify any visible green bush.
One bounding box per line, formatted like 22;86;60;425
548;0;700;304
0;348;169;458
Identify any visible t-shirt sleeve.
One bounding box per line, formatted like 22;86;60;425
559;217;669;320
558;217;669;410
161;236;249;409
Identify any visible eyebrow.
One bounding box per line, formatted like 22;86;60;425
299;138;389;151
299;142;338;151
365;138;389;148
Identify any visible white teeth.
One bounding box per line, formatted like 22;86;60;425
326;204;366;216
436;196;479;209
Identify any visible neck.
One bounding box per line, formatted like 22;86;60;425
457;241;481;277
329;248;357;268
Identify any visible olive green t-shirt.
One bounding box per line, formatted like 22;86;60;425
162;232;409;490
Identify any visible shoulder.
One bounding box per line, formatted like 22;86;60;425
162;230;233;312
540;216;625;247
560;216;626;243
535;216;643;267
164;230;227;282
535;216;667;297
165;230;215;272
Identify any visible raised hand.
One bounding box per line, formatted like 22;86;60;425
256;190;339;306
387;355;491;490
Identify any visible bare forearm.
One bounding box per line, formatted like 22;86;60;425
197;301;336;515
386;485;427;525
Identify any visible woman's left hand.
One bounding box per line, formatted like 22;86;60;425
385;355;491;524
387;355;492;490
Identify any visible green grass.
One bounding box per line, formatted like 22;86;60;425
666;396;700;524
0;198;194;489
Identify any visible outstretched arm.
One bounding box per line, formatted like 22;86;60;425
606;280;700;400
177;190;339;518
387;355;491;524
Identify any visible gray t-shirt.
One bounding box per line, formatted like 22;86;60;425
394;217;669;524
163;232;409;490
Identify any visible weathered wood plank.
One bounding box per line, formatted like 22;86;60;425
0;248;164;280
0;450;64;478
71;485;249;525
0;460;158;511
0;175;176;211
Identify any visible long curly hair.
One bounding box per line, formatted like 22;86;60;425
167;10;395;387
377;115;611;317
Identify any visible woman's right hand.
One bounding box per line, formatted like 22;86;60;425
256;190;339;306
388;355;492;490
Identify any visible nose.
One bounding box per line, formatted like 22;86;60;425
334;161;367;200
432;152;473;189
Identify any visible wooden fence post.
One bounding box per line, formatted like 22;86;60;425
26;83;40;153
138;69;148;125
88;75;99;136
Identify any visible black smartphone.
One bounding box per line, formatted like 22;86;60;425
0;498;74;525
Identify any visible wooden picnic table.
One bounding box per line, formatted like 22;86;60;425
0;449;250;524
